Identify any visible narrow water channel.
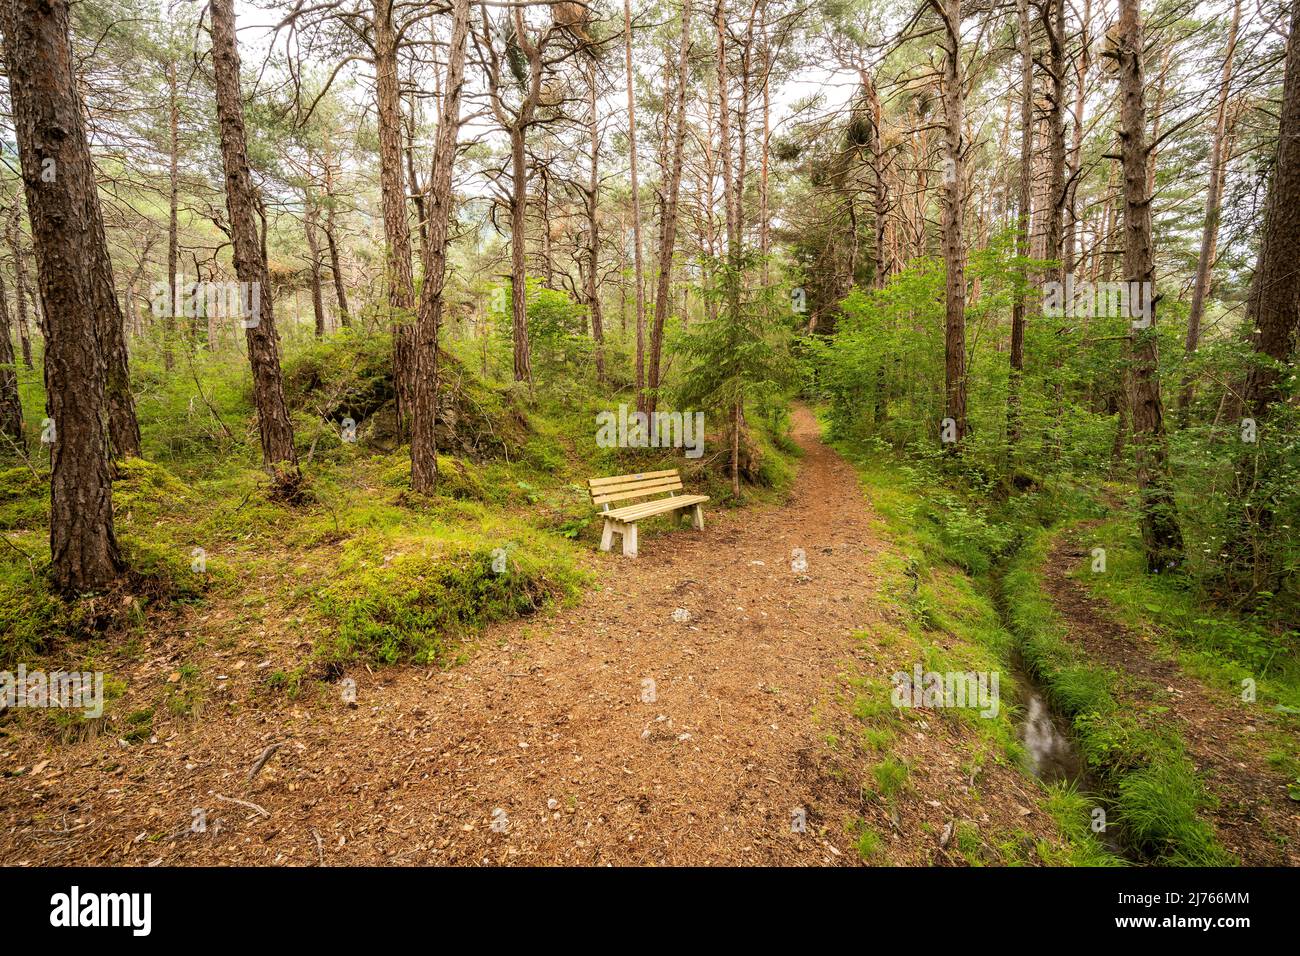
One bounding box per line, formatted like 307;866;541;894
990;559;1131;859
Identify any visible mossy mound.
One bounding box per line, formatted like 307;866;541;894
379;454;490;501
314;542;583;668
283;330;530;460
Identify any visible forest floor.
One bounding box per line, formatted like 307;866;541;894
1041;528;1300;865
0;405;1073;866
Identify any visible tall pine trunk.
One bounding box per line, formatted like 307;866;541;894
165;59;180;373
322;141;351;326
1180;0;1241;414
0;265;22;444
625;0;647;411
1008;0;1033;450
210;0;299;477
371;0;417;430
1115;0;1183;572
935;0;967;447
1;0;123;589
585;57;606;384
411;0;470;494
647;0;692;414
5;205;34;369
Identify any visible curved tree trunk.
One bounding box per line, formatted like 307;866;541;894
210;0;298;477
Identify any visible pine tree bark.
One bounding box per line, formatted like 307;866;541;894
0;265;22;444
715;0;744;495
6;202;34;368
1240;0;1300;419
1040;0;1066;283
1008;0;1034;449
934;0;967;447
625;0;647;411
646;0;692;414
1180;0;1241;413
371;0;417;428
1063;0;1091;279
411;0;470;495
584;57;606;384
305;203;326;338
1115;0;1183;572
322;141;351;326
165;59;180;373
210;0;299;476
1;0;123;589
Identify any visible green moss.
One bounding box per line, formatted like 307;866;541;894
315;542;584;667
0;465;46;532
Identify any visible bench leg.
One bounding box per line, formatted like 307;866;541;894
600;518;615;552
691;504;704;531
621;522;638;558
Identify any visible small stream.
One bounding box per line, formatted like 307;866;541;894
1013;670;1085;785
991;561;1130;858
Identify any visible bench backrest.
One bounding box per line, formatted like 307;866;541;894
588;469;682;510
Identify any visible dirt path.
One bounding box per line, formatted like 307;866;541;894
1044;530;1300;866
3;407;881;864
2;406;1060;866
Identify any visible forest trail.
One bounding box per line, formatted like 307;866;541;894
1042;530;1300;865
2;405;1062;865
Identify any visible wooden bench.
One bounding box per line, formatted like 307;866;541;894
588;469;708;558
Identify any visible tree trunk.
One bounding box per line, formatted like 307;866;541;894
322;141;351;326
585;57;606;384
647;0;692;414
0;265;22;444
411;0;469;495
305;203;326;338
1041;0;1066;283
7;202;34;368
936;0;967;447
509;125;533;384
372;0;416;431
1116;0;1183;572
1;0;123;590
166;59;180;373
1240;0;1300;419
1063;0;1091;280
210;0;298;476
1180;0;1241;414
1008;0;1034;450
625;0;647;411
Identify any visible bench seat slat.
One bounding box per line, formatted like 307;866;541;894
591;477;683;505
605;494;709;522
588;469;679;489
